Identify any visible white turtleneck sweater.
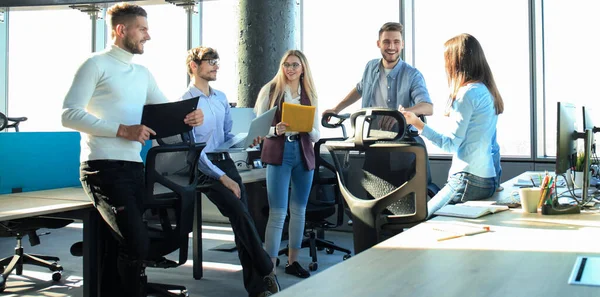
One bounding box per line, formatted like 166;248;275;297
62;45;168;163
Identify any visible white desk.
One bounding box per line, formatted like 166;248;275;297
0;189;99;297
0;167;267;283
276;172;600;297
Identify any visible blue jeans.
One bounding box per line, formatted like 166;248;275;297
427;172;496;218
264;141;314;258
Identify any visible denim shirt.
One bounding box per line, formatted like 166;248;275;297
356;58;432;109
181;84;234;179
421;82;498;178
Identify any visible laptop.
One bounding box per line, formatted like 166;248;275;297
214;106;278;152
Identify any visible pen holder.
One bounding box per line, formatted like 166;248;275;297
541;204;581;215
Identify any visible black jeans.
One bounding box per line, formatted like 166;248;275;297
80;160;149;297
201;158;273;297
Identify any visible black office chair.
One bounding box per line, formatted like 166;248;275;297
278;113;352;271
325;108;429;254
69;133;205;296
141;132;205;297
0;113;71;292
0;218;72;291
0;112;27;132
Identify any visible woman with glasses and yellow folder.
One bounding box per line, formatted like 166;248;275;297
254;50;319;278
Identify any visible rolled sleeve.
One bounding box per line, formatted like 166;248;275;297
410;71;432;105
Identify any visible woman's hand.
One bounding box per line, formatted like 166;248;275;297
275;122;289;136
400;110;425;131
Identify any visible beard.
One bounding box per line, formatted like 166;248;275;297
381;50;399;64
123;36;143;54
199;71;217;82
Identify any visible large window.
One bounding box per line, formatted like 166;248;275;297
413;0;530;157
200;0;238;102
542;0;600;157
132;3;188;101
8;8;91;132
302;0;400;138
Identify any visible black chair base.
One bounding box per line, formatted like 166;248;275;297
0;248;63;292
278;229;351;271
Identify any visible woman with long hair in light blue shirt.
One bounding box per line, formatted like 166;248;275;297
401;33;504;218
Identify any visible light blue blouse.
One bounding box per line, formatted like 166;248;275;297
421;82;498;178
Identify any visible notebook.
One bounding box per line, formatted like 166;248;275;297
281;102;316;133
434;202;509;219
214;106;277;152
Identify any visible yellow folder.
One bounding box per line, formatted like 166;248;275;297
281;102;316;133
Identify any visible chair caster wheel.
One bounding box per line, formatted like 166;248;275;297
343;254;351;260
52;271;62;282
50;262;63;272
308;262;318;271
276;258;280;267
326;248;334;254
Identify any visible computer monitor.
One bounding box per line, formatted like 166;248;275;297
582;106;600;133
556;102;577;175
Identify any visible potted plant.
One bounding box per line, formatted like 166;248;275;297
573;151;587;188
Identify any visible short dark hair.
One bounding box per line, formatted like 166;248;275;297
378;22;403;39
186;46;219;76
107;2;147;29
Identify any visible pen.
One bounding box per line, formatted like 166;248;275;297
437;226;491;242
530;176;536;187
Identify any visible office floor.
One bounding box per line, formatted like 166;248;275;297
0;223;354;297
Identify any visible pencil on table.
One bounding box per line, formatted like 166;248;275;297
437;226;491;242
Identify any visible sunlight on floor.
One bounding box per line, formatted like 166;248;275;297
182;261;242;272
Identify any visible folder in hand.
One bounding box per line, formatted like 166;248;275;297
281;102;316;133
141;97;199;139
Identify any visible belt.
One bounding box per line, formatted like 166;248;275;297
206;152;230;162
285;134;300;142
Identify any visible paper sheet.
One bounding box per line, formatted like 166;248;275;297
569;256;600;286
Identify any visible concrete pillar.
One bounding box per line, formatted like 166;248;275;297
237;0;296;107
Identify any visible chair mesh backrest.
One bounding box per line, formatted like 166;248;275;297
327;108;423;216
330;149;417;215
152;134;192;178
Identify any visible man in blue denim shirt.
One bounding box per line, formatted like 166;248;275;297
323;22;432;119
323;22;435;187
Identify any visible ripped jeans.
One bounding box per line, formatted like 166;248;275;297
427;172;496;218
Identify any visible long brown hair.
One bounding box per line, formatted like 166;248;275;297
444;33;503;116
268;50;318;108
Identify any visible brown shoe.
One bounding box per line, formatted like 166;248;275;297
263;271;280;293
257;291;273;297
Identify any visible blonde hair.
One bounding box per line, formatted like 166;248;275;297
444;33;504;116
268;50;318;108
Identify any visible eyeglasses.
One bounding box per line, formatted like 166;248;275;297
200;58;220;66
283;62;301;70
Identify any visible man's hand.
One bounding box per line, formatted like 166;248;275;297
117;124;156;145
184;109;204;127
322;108;339;117
249;136;263;148
219;175;241;199
275;122;289;136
